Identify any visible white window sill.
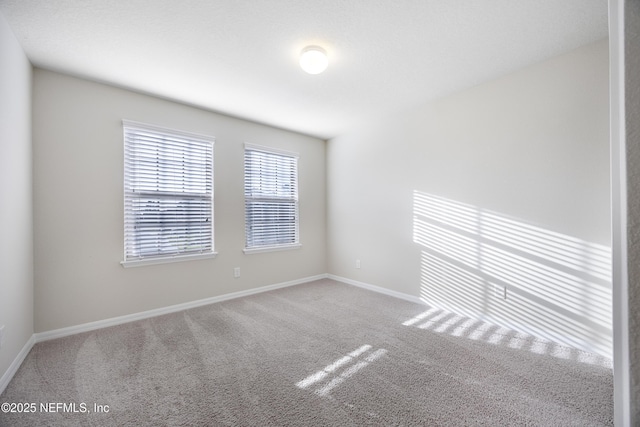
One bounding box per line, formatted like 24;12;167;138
121;251;218;268
243;244;301;255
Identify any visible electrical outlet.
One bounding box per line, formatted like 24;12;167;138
356;259;361;269
0;325;5;350
234;267;241;278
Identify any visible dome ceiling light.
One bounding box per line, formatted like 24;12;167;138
299;46;328;75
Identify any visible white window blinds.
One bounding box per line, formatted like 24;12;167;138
244;144;299;251
123;121;214;264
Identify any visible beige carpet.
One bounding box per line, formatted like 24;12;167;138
0;279;613;426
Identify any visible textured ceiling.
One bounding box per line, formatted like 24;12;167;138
0;0;608;139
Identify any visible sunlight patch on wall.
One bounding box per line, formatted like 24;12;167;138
412;191;612;357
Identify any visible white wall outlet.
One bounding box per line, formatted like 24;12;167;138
0;325;5;350
234;267;241;278
356;259;361;269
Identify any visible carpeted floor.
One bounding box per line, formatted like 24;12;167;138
0;279;613;426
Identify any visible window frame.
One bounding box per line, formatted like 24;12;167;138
121;120;216;268
243;143;301;254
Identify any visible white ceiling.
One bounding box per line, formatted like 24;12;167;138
0;0;608;140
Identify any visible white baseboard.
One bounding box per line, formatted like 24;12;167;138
35;274;328;343
0;334;35;395
328;274;424;305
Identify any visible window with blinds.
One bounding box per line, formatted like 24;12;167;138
244;144;299;252
122;121;215;266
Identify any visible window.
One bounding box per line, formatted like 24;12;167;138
244;144;300;253
122;121;215;267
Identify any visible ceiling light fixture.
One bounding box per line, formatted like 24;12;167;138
300;46;328;75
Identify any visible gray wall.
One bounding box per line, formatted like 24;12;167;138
32;69;326;332
625;0;640;420
0;14;33;382
327;40;611;356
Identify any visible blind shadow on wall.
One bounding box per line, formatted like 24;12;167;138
412;190;612;358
